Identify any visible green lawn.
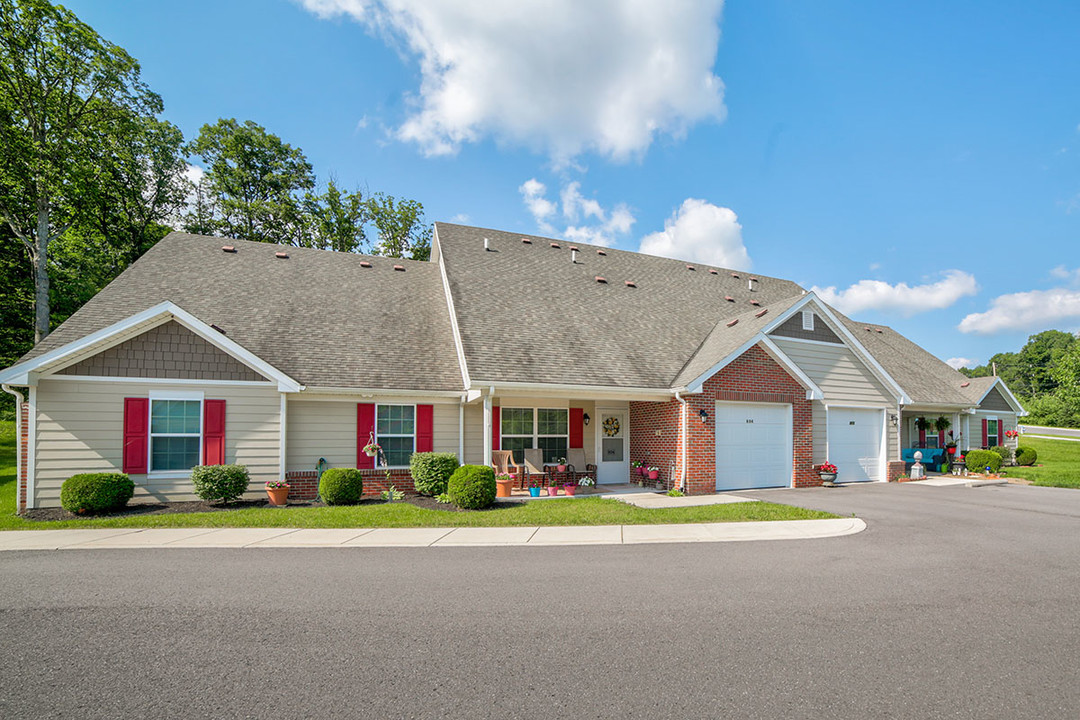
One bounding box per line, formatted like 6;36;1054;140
1008;436;1080;489
0;420;835;530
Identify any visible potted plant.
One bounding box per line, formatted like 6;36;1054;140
555;457;567;472
563;481;577;496
945;430;958;455
819;462;838;486
528;477;542;497
647;466;660;481
495;472;514;498
547;482;559;496
578;476;596;493
363;441;381;458
934;416;951;440
265;479;290;506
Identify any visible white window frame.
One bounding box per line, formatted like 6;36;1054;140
147;390;204;478
501;407;570;464
375;403;416;469
986;416;1000;448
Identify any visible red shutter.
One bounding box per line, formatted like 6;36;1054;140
938;429;945;447
492;406;500;451
569;408;584;449
918;426;926;447
122;397;149;474
982;419;988;448
416;404;434;453
203;399;226;466
357;403;375;469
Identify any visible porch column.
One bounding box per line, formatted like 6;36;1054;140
482;393;493;467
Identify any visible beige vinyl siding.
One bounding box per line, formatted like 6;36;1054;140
979;387;1013;413
970;410;1020;449
463;403;484;465
811;401;826;464
287;397;463;473
772;338;895;405
34;378;280;506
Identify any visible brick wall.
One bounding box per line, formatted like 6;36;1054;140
630;343;816;495
17;401;28;513
886;460;906;482
285;469;416;499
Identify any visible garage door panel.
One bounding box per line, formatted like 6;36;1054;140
827;408;883;483
715;401;792;491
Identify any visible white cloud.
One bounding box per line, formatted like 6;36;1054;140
958;287;1080;334
812;270;978;317
946;357;977;370
1050;265;1080;284
298;0;727;162
518;178;634;247
638;199;750;270
184;164;204;185
450;213;470;223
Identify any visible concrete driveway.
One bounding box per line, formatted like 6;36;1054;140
2;482;1079;719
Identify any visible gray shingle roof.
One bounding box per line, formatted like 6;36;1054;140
21;233;464;391
958;376;999;406
435;222;807;388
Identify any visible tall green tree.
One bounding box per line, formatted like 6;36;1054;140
302;178;368;253
0;0;164;342
183;118;315;245
367;192;431;261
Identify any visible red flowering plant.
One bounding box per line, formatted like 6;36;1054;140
819;463;838;474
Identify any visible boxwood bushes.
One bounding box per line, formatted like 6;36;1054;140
965;450;1002;474
319;468;364;505
60;473;135;515
1015;446;1038;466
410;452;460;496
447;465;497;509
191;464;250;504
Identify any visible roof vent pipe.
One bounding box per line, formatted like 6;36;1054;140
484;237;490;251
748;277;757;291
571;248;578;263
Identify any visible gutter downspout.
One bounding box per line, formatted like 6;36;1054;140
674;391;688;493
2;384;25;512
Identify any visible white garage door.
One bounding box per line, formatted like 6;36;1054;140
715;402;792;491
827;407;883;483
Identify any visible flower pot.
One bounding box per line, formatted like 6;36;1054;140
563;485;576;496
648;470;659;481
266;487;289;506
364;449;378;457
496;479;514;498
637;466;646;477
547;487;559;496
529;487;541;497
557;464;567;472
946;447;956;455
819;472;837;484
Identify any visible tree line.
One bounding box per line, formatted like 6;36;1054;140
0;0;430;398
959;330;1080;428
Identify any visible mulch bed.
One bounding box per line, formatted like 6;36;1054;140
21;494;520;521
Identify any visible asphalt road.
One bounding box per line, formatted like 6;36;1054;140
2;483;1080;719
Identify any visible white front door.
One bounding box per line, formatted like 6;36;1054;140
715;401;793;491
595;409;629;484
827;407;884;482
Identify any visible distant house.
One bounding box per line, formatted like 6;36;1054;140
0;223;1026;510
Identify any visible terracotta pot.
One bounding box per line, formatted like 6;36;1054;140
496;479;514;498
266;487;289;506
529;487;541;497
547;487;559;496
563;485;576;496
648;470;659;480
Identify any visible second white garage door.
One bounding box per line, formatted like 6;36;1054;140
827;407;884;483
715;402;792;491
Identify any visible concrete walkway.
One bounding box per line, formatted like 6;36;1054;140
908;476;1009;488
0;517;865;551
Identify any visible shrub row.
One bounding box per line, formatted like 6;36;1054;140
60;473;135;515
410;452;460;496
965;450;1002;474
191;464;250;503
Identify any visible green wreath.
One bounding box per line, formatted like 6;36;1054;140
602;416;621;437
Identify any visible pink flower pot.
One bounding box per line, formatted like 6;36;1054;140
547;487;559;496
648;470;659;480
638;466;647;477
557;464;567;472
563;485;576;496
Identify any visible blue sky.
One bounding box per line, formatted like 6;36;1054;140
66;0;1080;367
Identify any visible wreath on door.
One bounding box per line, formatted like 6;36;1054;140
602;416;621;437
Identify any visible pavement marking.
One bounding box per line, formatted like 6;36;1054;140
0;518;866;550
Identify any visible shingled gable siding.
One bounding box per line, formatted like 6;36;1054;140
629;344;816;495
32;378;280;507
57;320;268;382
979;386;1013;413
768;312;843;344
285;398;460;498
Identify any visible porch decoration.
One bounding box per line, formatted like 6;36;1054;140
363;432;381;458
555;457;567;472
578;476;596;488
562;483;577;496
495;472;514;498
819;463;838;487
647;466;660;481
602;416;621;437
547;484;559;496
528;476;542;497
265;480;290;506
945;430;959;455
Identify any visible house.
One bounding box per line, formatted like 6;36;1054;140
0;223;1027;510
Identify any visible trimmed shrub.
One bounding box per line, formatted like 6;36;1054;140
319;468;364;505
60;473;135;515
1015;446;1038;466
410;452;460;496
990;445;1012;464
447;465;497;510
965;450;1002;474
191;464;250;504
